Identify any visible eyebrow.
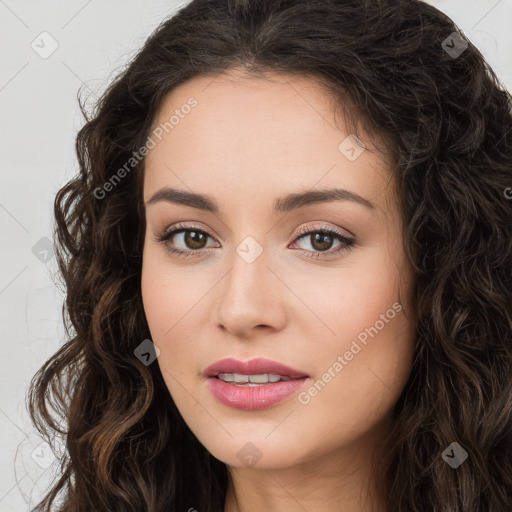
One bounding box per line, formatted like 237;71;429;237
145;186;376;214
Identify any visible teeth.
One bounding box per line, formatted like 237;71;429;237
217;373;293;384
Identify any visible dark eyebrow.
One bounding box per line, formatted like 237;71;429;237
145;186;375;213
273;188;375;212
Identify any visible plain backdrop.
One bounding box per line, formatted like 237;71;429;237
0;0;511;510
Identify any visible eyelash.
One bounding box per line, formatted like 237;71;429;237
153;222;356;260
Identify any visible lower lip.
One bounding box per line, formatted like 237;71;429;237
206;377;309;410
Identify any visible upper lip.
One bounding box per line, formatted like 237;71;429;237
203;358;309;379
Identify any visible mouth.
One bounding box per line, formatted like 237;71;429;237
203;358;310;410
214;372;295;386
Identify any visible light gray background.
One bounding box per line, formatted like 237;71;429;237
1;1;511;510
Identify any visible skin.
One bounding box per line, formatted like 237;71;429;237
141;69;417;512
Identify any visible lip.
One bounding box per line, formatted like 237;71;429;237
203;357;309;379
204;358;310;411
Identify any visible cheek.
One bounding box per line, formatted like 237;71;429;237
292;247;416;427
295;304;415;452
141;245;207;340
285;241;410;343
141;264;170;342
141;247;213;387
141;262;192;405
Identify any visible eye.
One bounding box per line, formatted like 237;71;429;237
289;225;355;259
153;222;356;260
153;222;218;258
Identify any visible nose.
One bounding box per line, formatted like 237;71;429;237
213;243;287;339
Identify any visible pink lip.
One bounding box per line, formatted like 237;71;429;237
204;358;310;411
203;357;309;379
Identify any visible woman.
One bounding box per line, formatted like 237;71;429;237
28;0;512;510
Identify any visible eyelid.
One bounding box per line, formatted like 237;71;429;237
293;222;354;240
156;221;214;240
157;221;353;242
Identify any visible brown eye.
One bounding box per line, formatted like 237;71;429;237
291;226;355;259
308;232;336;251
154;223;219;258
180;230;208;249
160;228;215;251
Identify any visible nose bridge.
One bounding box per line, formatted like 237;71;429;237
224;233;269;299
214;231;284;335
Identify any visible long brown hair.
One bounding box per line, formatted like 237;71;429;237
27;0;512;510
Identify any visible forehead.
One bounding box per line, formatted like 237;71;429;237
143;70;397;215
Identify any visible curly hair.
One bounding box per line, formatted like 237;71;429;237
27;0;512;510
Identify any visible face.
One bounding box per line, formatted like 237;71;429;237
141;70;417;470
